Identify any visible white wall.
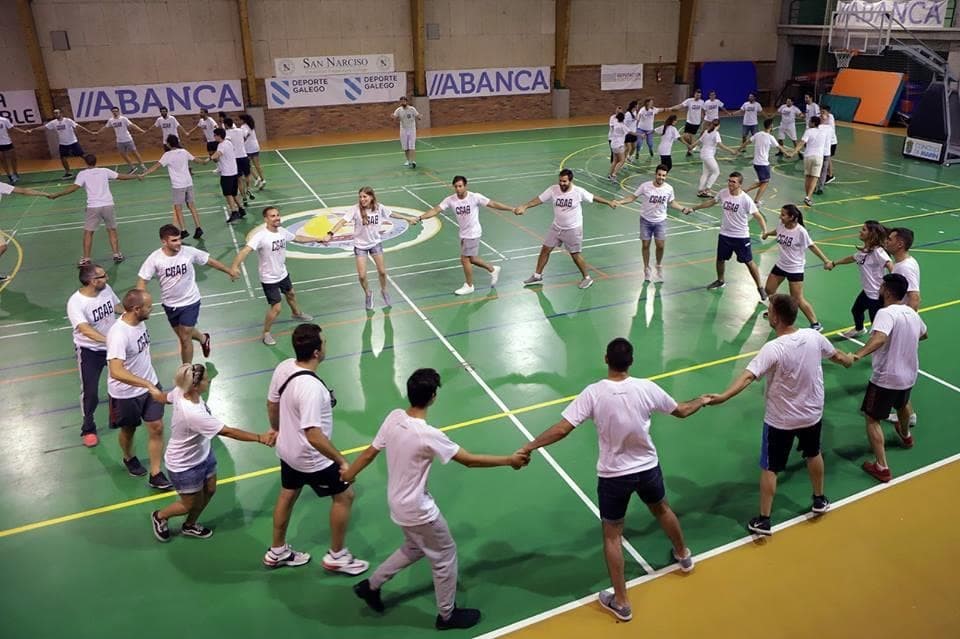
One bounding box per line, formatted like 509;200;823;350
0;9;36;89
690;0;780;61
569;0;679;65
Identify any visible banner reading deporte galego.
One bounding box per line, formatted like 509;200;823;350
68;80;244;122
426;67;551;99
266;73;407;108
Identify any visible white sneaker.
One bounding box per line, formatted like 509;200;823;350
840;328;867;339
643;266;652;282
673;547;695;573
322;549;369;575
578;276;594;290
291;312;313;321
490;265;501;287
262;332;277;346
653;265;664;282
364;291;374;311
263;545;311;569
403;160;410;166
454;283;475;296
887;411;917;426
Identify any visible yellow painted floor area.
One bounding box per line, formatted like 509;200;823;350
508;460;960;639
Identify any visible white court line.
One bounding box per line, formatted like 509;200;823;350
223;207;255;299
843;336;960;394
475;450;960;639
401;185;509;261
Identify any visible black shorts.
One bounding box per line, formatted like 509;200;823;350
0;143;13;152
660;155;673;171
624;133;637;144
109;385;165;429
771;264;804;282
760;421;822;473
59;142;84;158
861;381;912;421
280;460;350;497
236;157;251;177
163;300;201;328
597;465;666;521
220;174;239;196
684;122;700;135
262;275;293;305
206;141;218;154
830;143;837;157
717;234;753;263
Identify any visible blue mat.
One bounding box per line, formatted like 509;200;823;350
697;61;758;109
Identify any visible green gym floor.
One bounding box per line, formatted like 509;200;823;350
1;118;958;638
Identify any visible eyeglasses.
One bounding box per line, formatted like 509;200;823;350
92;274;107;280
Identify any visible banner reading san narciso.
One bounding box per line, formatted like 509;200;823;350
274;54;395;77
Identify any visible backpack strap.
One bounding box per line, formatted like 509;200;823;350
277;369;321;398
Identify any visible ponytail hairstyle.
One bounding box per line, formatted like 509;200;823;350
859;219;887;251
357;185;378;225
781;204;804;227
664;114;678;128
174;363;206;392
626;100;638;114
240;113;255;130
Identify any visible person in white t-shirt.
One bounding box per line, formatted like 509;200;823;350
687;120;738;197
667;89;705;155
654;114;682;171
759;204;833;331
803;93;820;129
262;323;368;574
0;183;51;281
705;294;853;536
239;114;266;189
344;368;529;630
690;172;769;300
392;96;422;168
231;206;320;345
105;288;171;490
737;118;794;206
849;274;928;483
223;117;252;207
95;106;147;174
606;112;630;180
211;128;245;222
48;153;142;266
137;224;236;363
520;338;706;622
793;116;828;206
883;227;921;427
186;108;220;157
735;93;764;142
66;263;122;448
150;362;275;543
140;136;211;240
0;114;30;184
613;165;693;282
623;101;639;162
324;186;418;311
515;169;617;290
830;220;893;337
151;107;186;147
29;108;94;178
636;98;663;158
776;98;803;153
607;105;623;163
816;105;838;193
703;90;731;126
415;175;514;295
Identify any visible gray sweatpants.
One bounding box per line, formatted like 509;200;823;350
369;514;458;618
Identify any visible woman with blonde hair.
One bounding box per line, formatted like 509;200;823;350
324;186;418;310
151;363;275;542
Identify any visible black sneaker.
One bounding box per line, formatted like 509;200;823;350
179;229;189;239
410;162;416;169
227;211;242;224
706;279;726;290
825;175;836;184
248;191;256;201
124;456;147;477
436;607;481;630
811;494;830;514
747;516;772;536
238;207;247;218
353;579;385;612
148;472;173;490
193;227;204;240
815;188;823;195
181;523;213;539
151;510;170;542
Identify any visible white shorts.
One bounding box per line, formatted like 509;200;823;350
460;237;480;257
778;123;797;141
172;187;194;206
543;225;583;253
400;129;416;151
84;206;117;231
804;155;824;177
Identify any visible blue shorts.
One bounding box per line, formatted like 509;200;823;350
59;142;84;158
163;300;201;328
754;164;771;183
168;450;218;494
742;124;758;137
717;234;753;263
597;465;667;521
640;218;667;241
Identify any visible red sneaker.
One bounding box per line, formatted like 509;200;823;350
200;333;211;358
81;433;99;448
862;461;892;483
896;428;914;449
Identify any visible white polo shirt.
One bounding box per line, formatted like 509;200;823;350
268;359;335;473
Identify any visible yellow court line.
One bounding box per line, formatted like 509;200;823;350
2;297;958;540
0;230;24;294
804;207;960;232
816;240;960;254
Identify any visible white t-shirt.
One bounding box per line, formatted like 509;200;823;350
778;105;802;126
268;359;335;473
225;127;247;158
0;117;13;145
105;116;134;143
439;191;490;240
704;99;725;121
66;285;121;351
561;377;678;478
46;118;79;145
772;223;813;274
610;122;629;148
394;106;420;130
159;148;195;189
624;110;638;134
657;125;680;156
215;140;238;176
607;114;618;140
637;107;661;131
154;115;181;142
105;319;157;399
746;329;836;429
241;124;260;154
893;256;920;294
164;386;225;472
698;130;721;159
741;101;762;126
800;126;829;157
372;408;461;527
246;226;296;283
853;247;891;298
717;189;759;238
539;184;595;230
75;168;118;208
870;305;927;390
137;246;210;308
0;182;13;199
750;131;778;166
197;117;218;142
682;98;705;125
343;203;392;249
633;181;675;224
805;102;821;126
821;122;837;157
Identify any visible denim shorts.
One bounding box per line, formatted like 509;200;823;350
168;450;218;494
640;218;667;241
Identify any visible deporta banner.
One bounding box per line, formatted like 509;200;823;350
0;90;42;126
836;1;948;29
68;80;244;122
426;67;551;99
266;73;406;109
600;64;645;91
274;54;395;77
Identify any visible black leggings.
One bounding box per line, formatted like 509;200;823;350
851;290;882;330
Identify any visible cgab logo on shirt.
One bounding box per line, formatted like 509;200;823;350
271;238;286;251
91;300;115;323
454;205;472;216
722;200;741;214
555;198;574;209
164;263;189;278
776;234;794;247
648;195;669;205
136;331;150;354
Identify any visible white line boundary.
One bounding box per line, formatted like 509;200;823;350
223;206;255;299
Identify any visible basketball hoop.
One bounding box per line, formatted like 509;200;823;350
834;48;859;69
